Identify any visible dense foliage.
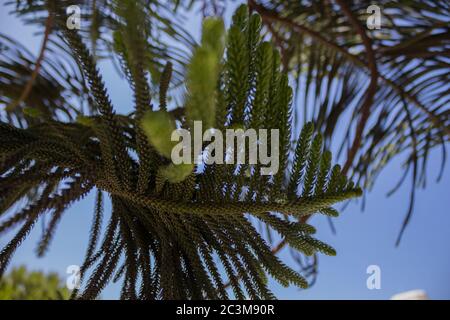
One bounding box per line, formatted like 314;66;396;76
0;266;69;299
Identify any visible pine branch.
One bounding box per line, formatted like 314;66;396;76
0;3;364;300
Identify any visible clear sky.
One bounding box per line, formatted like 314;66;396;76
1;1;449;299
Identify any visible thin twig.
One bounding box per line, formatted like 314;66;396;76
335;0;378;174
5;14;53;112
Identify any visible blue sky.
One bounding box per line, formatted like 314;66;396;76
1;1;449;299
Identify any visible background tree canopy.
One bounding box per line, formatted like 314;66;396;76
0;266;69;299
0;0;448;299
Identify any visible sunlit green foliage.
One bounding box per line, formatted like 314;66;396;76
0;266;69;300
